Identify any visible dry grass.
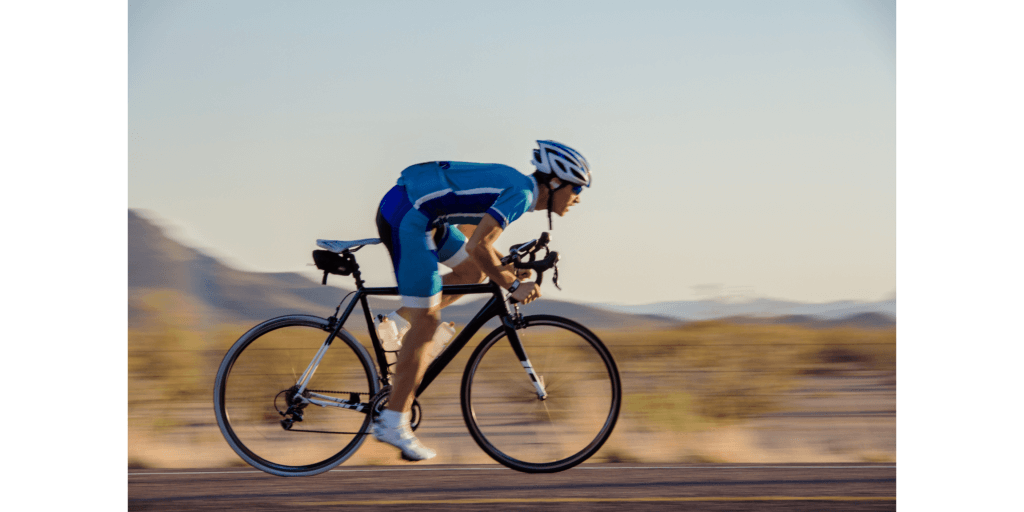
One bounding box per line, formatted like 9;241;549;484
128;294;895;467
603;321;895;425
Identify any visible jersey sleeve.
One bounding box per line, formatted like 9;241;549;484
487;186;534;229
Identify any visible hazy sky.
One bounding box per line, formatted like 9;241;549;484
128;0;895;305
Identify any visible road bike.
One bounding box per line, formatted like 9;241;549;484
213;232;621;476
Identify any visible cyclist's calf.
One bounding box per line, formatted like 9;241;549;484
388;307;440;414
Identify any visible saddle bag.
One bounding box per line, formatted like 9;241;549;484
312;250;355;284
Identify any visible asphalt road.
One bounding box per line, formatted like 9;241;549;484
128;463;895;511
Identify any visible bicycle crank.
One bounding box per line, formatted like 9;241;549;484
369;386;423;431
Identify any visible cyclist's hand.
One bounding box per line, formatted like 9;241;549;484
511;281;541;304
503;261;532;280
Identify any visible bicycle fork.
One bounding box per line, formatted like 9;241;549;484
504;322;548;400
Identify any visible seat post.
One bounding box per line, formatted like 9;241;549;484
346;251;366;289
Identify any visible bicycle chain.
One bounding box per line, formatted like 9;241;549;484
305;389;364;395
276;388;377;435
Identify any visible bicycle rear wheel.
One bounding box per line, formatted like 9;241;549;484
461;315;620;473
214;315;379;476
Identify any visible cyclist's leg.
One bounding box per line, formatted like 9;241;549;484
434;223;528;309
388;305;439;414
378;192;472;307
384;211;443;412
436;223;486;309
373;189;441;460
384;220;484;314
375;304;440;461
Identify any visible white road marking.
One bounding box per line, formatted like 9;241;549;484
128;465;895;476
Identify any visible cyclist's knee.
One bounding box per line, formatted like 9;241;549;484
404;307;441;327
452;258;486;283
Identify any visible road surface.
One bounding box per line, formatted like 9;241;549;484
128;463;896;511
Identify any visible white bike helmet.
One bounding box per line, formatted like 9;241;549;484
531;140;592;188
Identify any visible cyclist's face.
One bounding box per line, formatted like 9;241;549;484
552;184;581;216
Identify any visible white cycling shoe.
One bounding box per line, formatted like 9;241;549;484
372;412;436;461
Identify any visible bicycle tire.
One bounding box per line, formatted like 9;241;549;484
461;315;621;473
213;315;379;476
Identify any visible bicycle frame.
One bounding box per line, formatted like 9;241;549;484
292;273;546;412
216;234;622;475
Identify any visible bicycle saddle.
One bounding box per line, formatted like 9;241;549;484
316;238;381;253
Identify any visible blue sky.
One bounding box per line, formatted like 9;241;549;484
128;0;896;304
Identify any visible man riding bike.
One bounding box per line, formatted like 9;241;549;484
372;140;592;460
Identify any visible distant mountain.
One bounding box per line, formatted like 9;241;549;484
590;297;896;325
717;312;895;329
129;210;893;332
127;210;682;332
129;209;386;328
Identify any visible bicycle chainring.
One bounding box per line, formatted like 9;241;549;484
369;386;422;431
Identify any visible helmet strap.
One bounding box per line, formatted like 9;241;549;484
546;182;555;230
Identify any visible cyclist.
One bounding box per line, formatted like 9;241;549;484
373;140;591;460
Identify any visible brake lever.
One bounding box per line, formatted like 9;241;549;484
505;233;559;290
509;239;537;257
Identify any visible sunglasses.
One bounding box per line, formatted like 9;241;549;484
553;182;584;195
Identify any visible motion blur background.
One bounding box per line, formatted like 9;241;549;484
125;0;898;468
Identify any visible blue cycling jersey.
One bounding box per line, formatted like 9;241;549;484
397;161;538;229
377;161;538;307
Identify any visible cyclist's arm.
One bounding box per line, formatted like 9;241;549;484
465;215;540;302
459;223;531;279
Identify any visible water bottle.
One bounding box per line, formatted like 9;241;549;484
428;322;457;359
375;314;402;351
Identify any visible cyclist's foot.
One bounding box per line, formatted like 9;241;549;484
372;410;436;461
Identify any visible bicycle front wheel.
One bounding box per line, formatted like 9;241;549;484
461;315;621;473
214;315;379;476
